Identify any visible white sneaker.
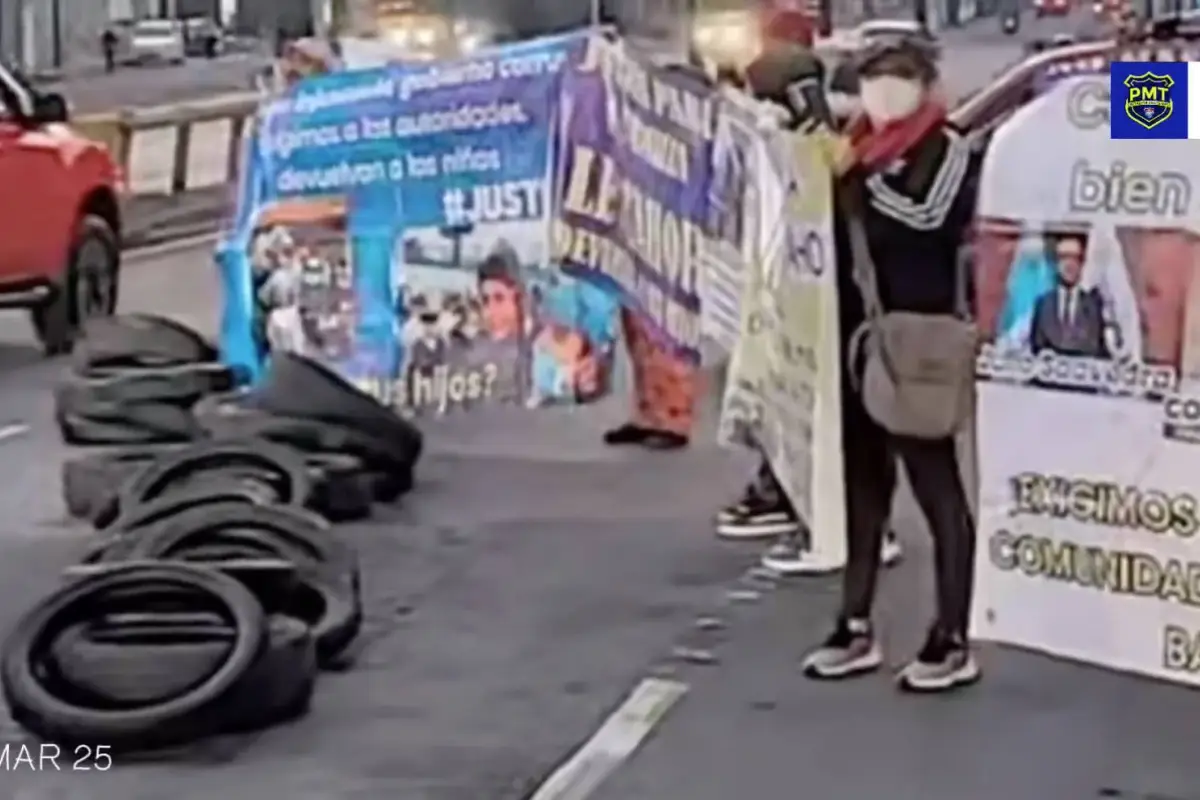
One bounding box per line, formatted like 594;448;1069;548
762;532;904;576
760;539;843;575
881;531;903;567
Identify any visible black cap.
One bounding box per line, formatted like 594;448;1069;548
744;43;825;104
855;35;939;81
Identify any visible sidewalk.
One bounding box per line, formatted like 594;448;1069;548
587;522;1200;800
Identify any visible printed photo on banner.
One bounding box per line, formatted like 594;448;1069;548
973;217;1195;397
395;219;618;415
247;198;358;366
554;36;716;364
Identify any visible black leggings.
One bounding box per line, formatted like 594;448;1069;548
839;384;976;637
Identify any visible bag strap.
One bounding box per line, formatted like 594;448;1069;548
836;181;885;321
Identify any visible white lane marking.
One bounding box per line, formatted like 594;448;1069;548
0;423;29;443
124;232;219;262
528;677;688;800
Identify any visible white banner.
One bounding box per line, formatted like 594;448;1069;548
970;71;1200;684
719;128;846;568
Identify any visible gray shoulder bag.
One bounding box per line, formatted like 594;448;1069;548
842;191;978;440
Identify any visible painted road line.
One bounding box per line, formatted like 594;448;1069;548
528;677;688;800
0;424;29;443
124;232;219;262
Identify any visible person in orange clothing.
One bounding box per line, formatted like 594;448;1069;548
602;312;698;450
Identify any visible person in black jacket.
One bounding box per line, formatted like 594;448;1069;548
798;38;981;692
716;44;903;577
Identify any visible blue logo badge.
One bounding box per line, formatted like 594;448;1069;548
1111;61;1189;139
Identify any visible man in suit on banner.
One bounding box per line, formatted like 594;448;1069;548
1030;231;1111;359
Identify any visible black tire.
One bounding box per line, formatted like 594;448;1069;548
305;453;373;522
59;364;235;407
1;562;265;750
100;504;360;666
56;405;202;446
195;394;416;501
74;314;217;370
33;215;120;357
219;614;315;731
50;614;233;706
99;479;268;534
61;445;186;520
51;613;315;733
116;438;311;516
101;503;354;582
256;353;423;465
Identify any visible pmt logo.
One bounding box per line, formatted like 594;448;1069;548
1162;395;1200;443
1123;71;1174;130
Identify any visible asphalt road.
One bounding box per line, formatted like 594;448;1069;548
42;53;268;115
0;239;759;799
8;15;1196;799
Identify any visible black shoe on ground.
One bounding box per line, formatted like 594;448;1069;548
603;423;654;445
603;423;687;449
897;627;980;693
716;489;799;540
641;430;688;450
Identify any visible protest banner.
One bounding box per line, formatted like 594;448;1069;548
554;37;715;365
718;128;846;569
553;38;717;437
699;89;760;358
970;67;1200;684
218;33;622;416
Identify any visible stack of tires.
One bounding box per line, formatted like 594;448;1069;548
3;315;422;752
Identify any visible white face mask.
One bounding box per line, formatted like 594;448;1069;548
859;76;924;126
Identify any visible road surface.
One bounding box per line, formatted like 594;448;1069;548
3;250;1200;799
43;53;268;115
9;16;1193;800
0;238;759;798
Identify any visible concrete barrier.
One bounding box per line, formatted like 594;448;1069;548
74;92;259;248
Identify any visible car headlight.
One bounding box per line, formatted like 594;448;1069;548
414;26;436;46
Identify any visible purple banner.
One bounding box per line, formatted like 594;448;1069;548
554;38;717;363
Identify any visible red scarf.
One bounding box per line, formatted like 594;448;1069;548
844;99;947;173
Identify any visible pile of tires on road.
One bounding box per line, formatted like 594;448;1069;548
1;314;422;752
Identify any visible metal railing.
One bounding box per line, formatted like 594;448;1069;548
74;91;260;197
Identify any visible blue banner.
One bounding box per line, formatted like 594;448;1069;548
554;38;717;364
218;33;620;414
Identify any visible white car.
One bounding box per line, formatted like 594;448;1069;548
129;19;186;65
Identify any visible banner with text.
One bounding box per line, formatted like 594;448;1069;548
718;129;847;568
971;70;1200;684
699;89;760;358
217;33;622;415
553;37;715;364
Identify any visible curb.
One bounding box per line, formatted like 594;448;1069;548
124;216;223;251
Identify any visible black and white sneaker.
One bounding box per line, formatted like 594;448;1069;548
716;490;799;540
897;628;980;693
801;618;883;679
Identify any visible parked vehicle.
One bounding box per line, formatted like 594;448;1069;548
129;19;186;65
1034;0;1072;16
0;63;122;354
183;17;223;58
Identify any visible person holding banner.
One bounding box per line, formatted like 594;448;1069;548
794;38;982;693
717;42;904;575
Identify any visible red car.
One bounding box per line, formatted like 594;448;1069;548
0;62;122;355
1035;0;1072;16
